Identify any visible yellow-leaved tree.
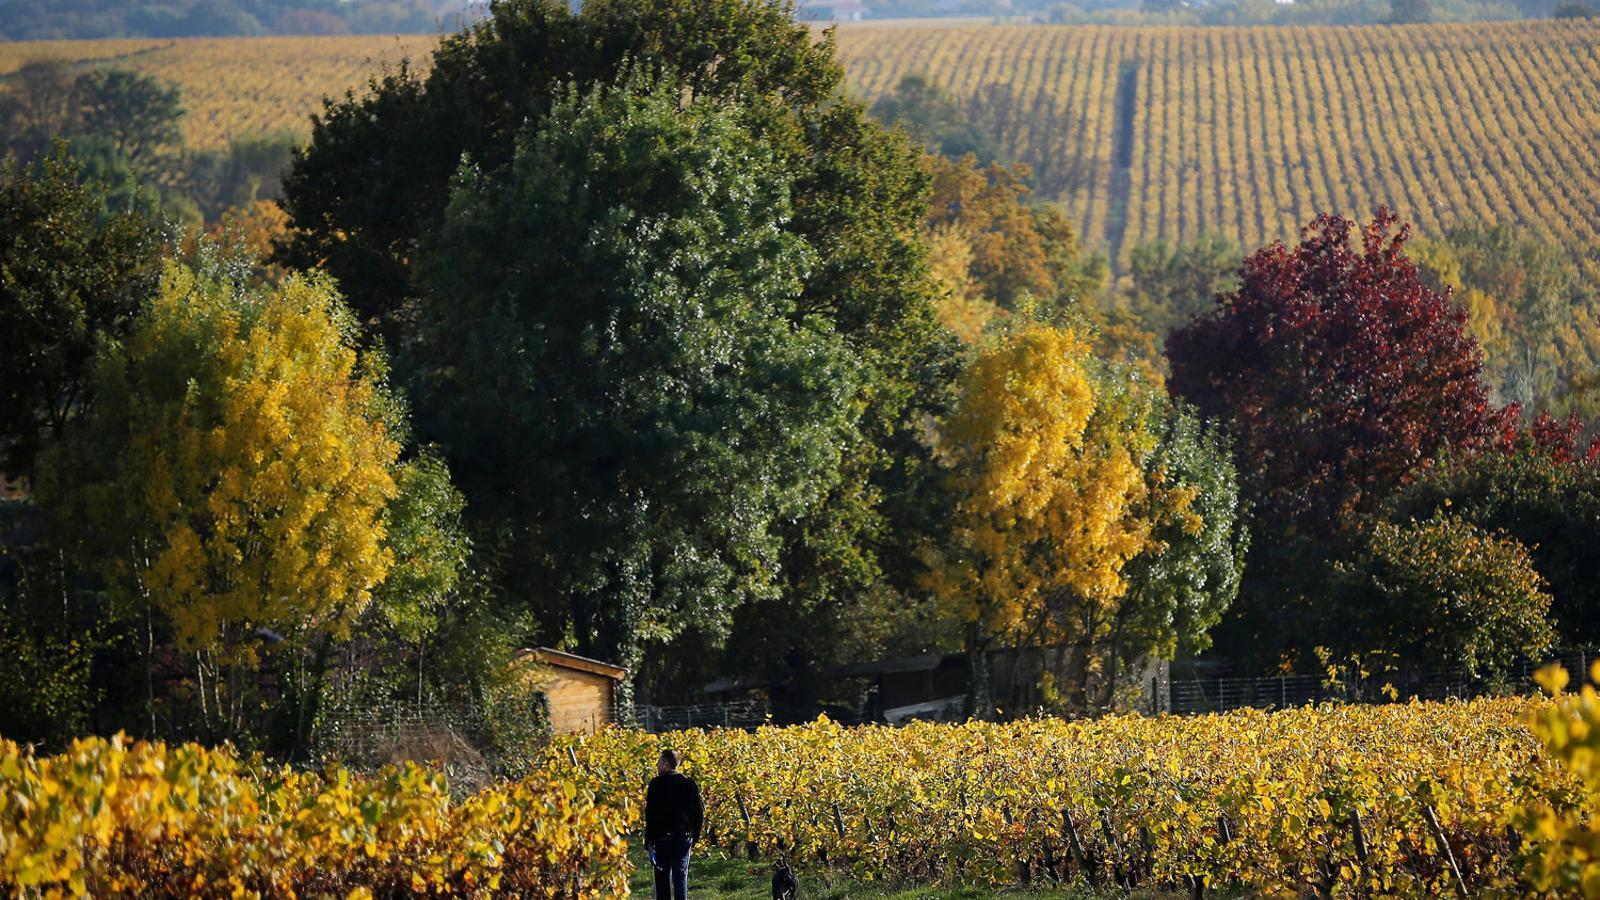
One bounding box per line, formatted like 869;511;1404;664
39;262;400;737
930;324;1160;715
926;223;1004;344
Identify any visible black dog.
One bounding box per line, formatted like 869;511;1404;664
771;859;798;899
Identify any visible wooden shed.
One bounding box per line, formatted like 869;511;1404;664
522;648;626;734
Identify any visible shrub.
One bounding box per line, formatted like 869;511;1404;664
1330;514;1555;680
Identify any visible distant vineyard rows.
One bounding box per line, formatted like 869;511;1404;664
835;21;1600;262
4;21;1600;261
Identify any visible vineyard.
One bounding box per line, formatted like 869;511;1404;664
834;21;1600;263
542;690;1597;896
0;735;633;896
4;21;1600;262
0;35;436;151
5;671;1598;896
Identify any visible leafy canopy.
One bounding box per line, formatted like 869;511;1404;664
39;263;401;648
1168;209;1502;536
1413;225;1599;419
413;75;862;671
930;323;1246;710
871;74;996;164
1121;232;1243;341
0;145;163;479
1386;414;1600;645
280;0;947;697
1119;402;1248;664
934;324;1150;633
1331;514;1553;680
280;0;932;365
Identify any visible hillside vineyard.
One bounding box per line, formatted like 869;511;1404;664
835;21;1600;262
4;21;1599;259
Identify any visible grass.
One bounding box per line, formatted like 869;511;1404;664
623;845;1189;898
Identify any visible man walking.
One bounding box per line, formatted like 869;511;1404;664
645;749;703;900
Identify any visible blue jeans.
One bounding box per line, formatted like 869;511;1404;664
650;836;692;900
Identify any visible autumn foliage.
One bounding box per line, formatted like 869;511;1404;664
930;324;1243;711
0;735;631;897
1167;209;1502;534
933;325;1154;646
550;697;1569;895
1519;662;1600;897
38;263;401;649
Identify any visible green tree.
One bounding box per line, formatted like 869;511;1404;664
325;449;476;712
0;146;163;479
70;68;183;176
368;451;470;664
871;74;995;163
0;62;77;162
182;131;299;219
1331;514;1553;680
279;0;933;358
280;0;947;701
1121;232;1242;340
0;65;184;172
1115;401;1248;695
414;76;863;693
1385;421;1600;645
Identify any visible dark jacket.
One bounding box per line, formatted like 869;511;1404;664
644;770;704;844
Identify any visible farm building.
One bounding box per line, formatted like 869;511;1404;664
522;647;626;734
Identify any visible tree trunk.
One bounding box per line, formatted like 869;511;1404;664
967;621;992;721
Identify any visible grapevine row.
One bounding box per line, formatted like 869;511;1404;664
0;735;632;897
545;697;1578;895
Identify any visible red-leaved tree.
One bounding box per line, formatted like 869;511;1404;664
1167;209;1503;537
1499;407;1600;465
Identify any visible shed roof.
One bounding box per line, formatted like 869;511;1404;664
521;647;627;680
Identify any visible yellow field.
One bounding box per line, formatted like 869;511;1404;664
0;35;436;151
4;21;1599;259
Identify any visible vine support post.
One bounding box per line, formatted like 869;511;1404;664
1099;809;1127;887
1349;809;1370;863
1062;810;1097;886
1420;803;1469;898
737;792;758;860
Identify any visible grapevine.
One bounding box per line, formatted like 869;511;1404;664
545;697;1581;895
